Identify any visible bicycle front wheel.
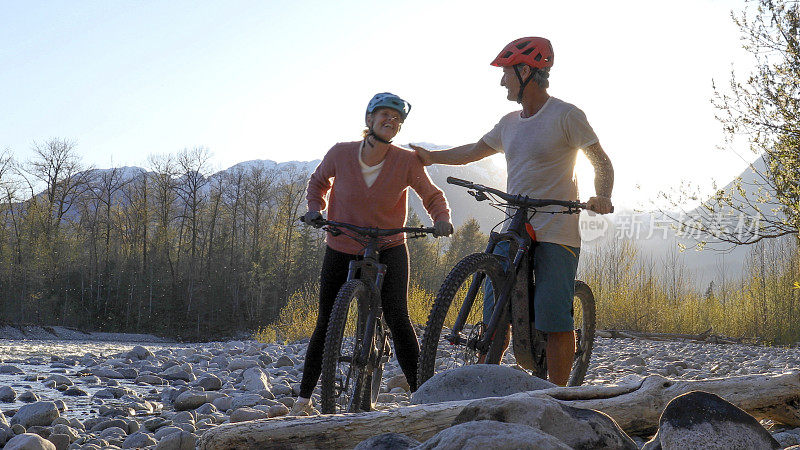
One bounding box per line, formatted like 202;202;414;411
418;252;506;387
361;318;390;411
320;279;370;414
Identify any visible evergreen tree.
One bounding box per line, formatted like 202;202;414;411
443;218;486;269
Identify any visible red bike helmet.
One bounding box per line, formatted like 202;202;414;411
491;37;553;102
491;37;554;68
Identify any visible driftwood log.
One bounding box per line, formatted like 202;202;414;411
199;372;800;449
597;328;765;345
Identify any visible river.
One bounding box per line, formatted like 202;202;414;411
0;338;190;421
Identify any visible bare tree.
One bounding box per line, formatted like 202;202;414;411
88;166;132;318
222;166;247;321
245;164;277;261
669;0;799;247
0;149;22;320
199;174;224;334
148;153;179;310
25;138;93;237
118;168;150;328
268;166;309;319
175;147;211;316
21;139;93;323
661;246;691;305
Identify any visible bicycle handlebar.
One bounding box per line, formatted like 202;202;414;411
299;216;436;237
446;176;590;210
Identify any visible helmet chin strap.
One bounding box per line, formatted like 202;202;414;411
366;129;392;145
513;65;536;103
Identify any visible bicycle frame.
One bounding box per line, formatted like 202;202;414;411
441;176;588;359
446;205;532;354
345;243;387;367
418;177;600;386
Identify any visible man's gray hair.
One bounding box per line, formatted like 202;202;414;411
515;64;550;89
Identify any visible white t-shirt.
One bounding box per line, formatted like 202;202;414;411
359;141;385;188
481;97;599;247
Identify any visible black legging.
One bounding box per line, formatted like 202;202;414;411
299;244;419;398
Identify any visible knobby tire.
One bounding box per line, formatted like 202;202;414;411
361;318;389;411
417;252;506;387
320;279;370;414
528;280;596;386
568;280;595;386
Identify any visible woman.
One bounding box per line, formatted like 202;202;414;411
292;92;453;414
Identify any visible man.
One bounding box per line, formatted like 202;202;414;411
411;37;614;386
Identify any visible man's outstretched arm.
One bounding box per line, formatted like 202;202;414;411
582;142;614;214
410;139;497;166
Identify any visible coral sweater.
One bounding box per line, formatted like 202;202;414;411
307;141;451;255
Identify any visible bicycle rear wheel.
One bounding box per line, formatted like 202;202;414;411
568;280;595;386
528;279;596;386
320;279;370;414
417;252;506;387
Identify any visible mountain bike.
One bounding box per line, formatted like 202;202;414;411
301;217;436;414
418;177;597;387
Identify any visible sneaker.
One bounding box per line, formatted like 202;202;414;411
289;399;320;416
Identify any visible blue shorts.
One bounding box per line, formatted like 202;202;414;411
483;241;580;333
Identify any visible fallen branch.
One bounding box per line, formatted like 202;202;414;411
199;372;800;449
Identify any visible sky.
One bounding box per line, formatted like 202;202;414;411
1;0;757;209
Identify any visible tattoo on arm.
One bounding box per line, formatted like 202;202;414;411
583;142;614;197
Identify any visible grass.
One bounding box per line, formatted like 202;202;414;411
254;287;319;344
581;238;800;345
257;238;800;346
255;283;437;344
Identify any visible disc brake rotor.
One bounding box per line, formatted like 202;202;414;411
459;322;486;365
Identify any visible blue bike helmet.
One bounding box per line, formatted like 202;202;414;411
366;92;411;122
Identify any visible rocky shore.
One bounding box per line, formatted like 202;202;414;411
0;334;799;449
0;326;172;343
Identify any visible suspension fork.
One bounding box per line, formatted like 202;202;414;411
358;312;376;366
476;234;529;352
448;239;499;337
448;231;527;342
357;257;386;366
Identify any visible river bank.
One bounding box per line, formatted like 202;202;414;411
0;325;173;343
